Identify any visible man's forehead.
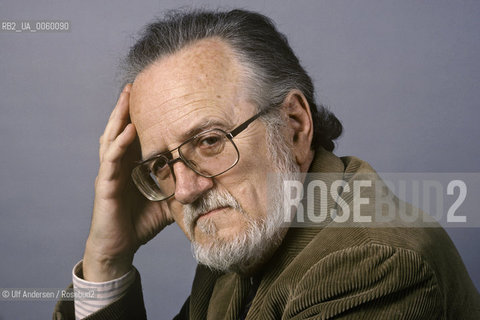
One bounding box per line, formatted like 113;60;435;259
129;37;246;119
132;38;242;91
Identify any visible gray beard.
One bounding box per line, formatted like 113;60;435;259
186;185;284;273
183;139;301;273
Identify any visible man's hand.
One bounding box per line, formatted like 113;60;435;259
82;84;174;282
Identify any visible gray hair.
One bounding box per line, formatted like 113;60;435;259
121;9;342;151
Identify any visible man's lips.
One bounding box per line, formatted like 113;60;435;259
196;206;229;221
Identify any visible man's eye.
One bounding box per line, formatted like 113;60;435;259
199;135;221;147
150;158;169;178
194;133;225;156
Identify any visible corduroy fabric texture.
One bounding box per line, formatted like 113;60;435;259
53;148;480;319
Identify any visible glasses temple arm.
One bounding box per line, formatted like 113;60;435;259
229;109;268;138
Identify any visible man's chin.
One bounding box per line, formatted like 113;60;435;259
190;219;285;274
192;224;243;247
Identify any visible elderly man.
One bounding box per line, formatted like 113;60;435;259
54;9;480;320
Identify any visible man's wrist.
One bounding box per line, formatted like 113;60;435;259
82;241;134;282
73;260;135;285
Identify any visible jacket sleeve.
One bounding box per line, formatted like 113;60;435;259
52;269;147;320
283;244;445;320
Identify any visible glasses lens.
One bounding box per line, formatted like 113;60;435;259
180;129;239;177
131;156;175;201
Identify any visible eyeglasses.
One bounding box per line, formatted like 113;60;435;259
131;110;266;201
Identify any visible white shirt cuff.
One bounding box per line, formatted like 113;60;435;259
72;260;135;320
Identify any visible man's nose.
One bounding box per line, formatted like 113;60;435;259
172;161;214;204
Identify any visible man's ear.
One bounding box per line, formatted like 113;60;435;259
281;90;314;171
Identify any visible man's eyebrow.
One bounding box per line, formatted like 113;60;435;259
180;118;231;140
142;118;232;161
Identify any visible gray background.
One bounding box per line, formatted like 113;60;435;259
1;0;479;319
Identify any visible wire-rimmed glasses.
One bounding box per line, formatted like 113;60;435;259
131;111;265;201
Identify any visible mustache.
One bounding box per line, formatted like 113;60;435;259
183;188;244;235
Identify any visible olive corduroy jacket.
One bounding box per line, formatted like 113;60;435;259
53;148;480;319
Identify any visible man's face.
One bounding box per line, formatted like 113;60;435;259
129;38;278;251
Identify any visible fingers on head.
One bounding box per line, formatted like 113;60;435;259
102;124;136;163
